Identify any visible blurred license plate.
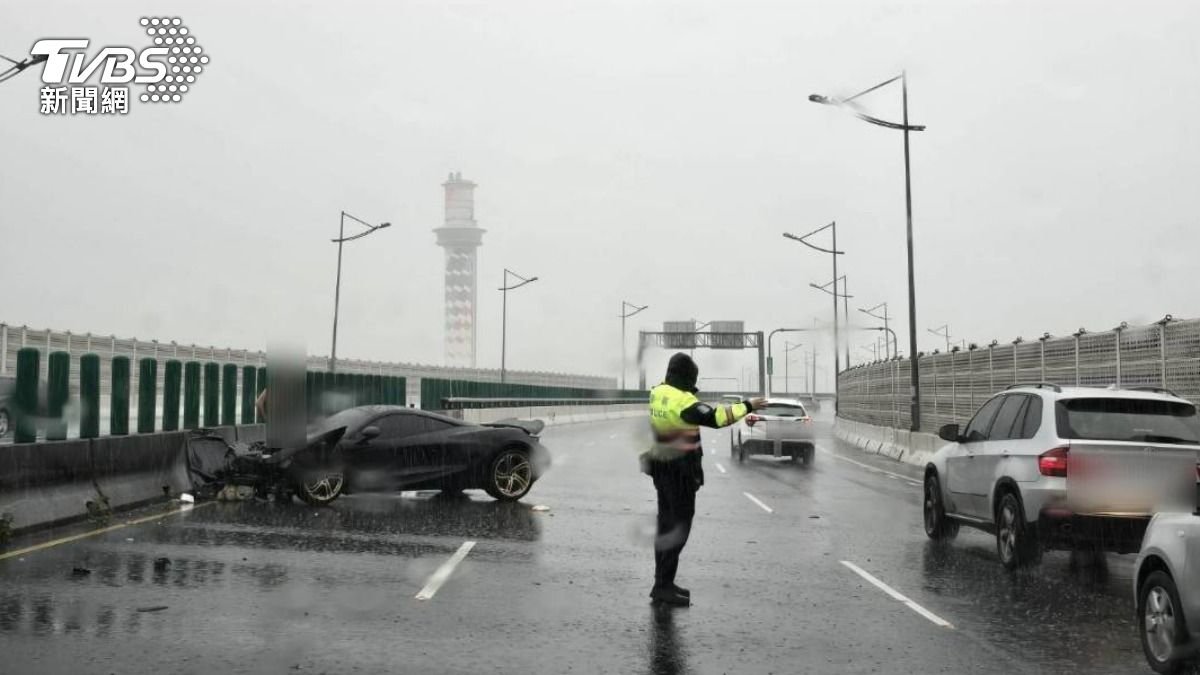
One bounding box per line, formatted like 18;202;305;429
1067;443;1196;515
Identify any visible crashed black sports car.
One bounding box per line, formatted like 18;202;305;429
186;405;550;506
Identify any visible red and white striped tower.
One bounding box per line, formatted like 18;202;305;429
433;172;485;367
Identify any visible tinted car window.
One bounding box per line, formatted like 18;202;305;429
1019;396;1043;439
989;395;1027;441
375;413;456;439
310;408;372;438
374;413;428;439
963;396;1005;442
1056;398;1200;444
759;404;807;417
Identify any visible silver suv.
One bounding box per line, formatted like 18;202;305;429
924;383;1200;569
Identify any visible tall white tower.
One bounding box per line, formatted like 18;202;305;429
434;172;485;367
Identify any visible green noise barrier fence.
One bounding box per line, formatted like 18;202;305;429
5;346;405;443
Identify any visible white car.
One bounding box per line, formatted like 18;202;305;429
1134;511;1200;674
730;398;815;464
924;384;1200;569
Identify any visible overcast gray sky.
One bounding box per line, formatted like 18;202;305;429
2;1;1198;390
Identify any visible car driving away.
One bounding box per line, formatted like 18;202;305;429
924;383;1200;569
730;398;815;464
188;405;551;505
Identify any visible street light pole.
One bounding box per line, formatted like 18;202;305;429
767;328;810;396
784;222;844;411
330;211;392;372
859;302;892;358
620;301;649;390
810;71;925;430
784;341;802;394
499;268;539;384
928;324;951;353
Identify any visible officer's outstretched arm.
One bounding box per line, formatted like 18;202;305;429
679;400;754;429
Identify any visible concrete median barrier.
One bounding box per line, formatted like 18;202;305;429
0;438;101;533
91;431;191;512
834;417;942;468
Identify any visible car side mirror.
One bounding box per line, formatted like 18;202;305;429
938;423;961;443
360;425;381;442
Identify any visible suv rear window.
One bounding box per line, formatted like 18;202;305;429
759;404;807;417
1056;398;1200;444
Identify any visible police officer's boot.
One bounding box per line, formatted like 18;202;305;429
671;583;690;597
650;586;690;607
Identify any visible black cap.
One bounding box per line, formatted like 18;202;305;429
664;352;699;393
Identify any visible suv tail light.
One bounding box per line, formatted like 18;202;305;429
1038;446;1069;478
746;414;762;427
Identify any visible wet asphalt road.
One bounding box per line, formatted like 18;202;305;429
0;414;1167;674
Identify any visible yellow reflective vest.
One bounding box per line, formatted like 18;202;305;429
642;384;750;466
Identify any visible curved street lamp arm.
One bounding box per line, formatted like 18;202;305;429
782;222;844;255
333;211;391;242
620;301;649;319
500;268;539;291
808;282;853;299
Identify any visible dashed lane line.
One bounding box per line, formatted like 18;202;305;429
840;560;954;629
742;492;774;514
415;541;476;601
713;462;727;474
816;446;921;486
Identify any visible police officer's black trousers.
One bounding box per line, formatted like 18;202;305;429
652;468;697;589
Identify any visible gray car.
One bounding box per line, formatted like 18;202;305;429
1135;511;1200;673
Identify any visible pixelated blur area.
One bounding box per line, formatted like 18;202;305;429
1067;446;1197;515
265;343;306;450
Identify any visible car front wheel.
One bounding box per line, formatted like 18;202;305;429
485;447;534;501
923;473;958;540
735;433;746;464
996;491;1039;570
294;471;344;506
1140;570;1190;674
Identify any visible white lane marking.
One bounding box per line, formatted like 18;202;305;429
415;541;476;601
743;492;774;513
817;446;921;485
714;462;727;474
840;560;953;628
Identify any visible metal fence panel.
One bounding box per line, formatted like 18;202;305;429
838;318;1200;433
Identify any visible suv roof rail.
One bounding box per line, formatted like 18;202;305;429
1126;385;1182;398
1004;382;1063;393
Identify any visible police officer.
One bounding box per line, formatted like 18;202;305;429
643;352;764;606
